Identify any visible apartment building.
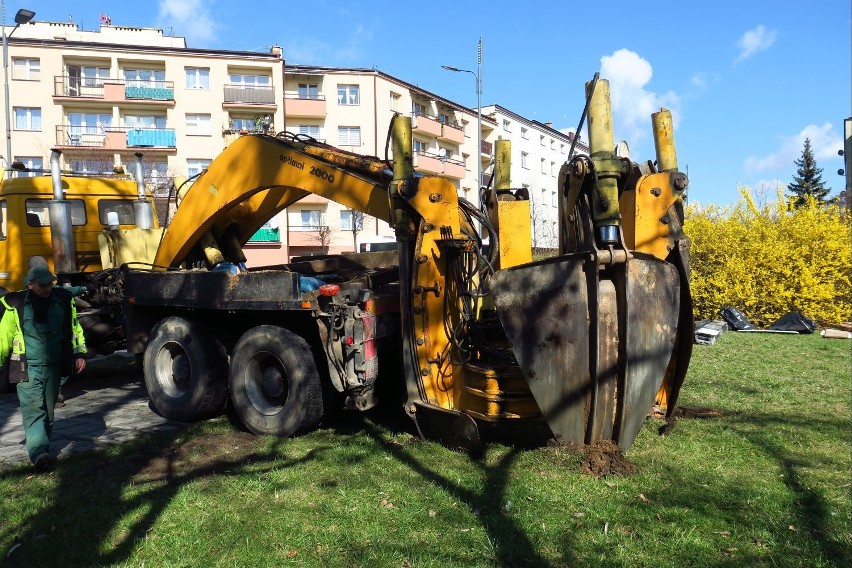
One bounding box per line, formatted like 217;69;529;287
482;105;589;250
3;19;285;265
282;65;496;257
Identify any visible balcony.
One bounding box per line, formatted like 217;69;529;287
248;227;281;242
53;76;175;104
413;152;465;179
288;225;328;246
412;112;443;138
55;125;176;150
285;94;326;118
437;121;465;144
223;84;276;107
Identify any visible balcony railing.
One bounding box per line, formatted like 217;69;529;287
289;224;327;231
248;227;281;242
285;94;327;117
55;125;176;149
224;84;276;105
54;76;174;101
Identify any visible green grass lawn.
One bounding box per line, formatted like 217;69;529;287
1;332;849;567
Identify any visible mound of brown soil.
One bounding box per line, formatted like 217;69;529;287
579;440;638;478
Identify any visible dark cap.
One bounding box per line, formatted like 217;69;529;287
27;265;56;285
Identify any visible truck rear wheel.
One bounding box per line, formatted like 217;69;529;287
228;325;323;436
144;316;228;421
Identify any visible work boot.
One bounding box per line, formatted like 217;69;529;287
33;453;52;473
55;389;65;408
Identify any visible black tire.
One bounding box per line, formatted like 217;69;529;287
228;325;323;436
144;316;228;421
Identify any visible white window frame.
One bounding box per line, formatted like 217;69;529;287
338;126;361;146
541;158;547;174
299;83;319;99
14;107;41;131
185;67;210;90
124;68;165;88
521;127;528;139
299;125;320;138
14;156;43;177
187;159;211;178
300;209;322;228
337;84;360;105
503;119;511;132
12;58;39;80
124;114;166;129
185;114;212;136
390;92;401;112
229;74;271;87
540;134;546;146
521;151;528;169
340;209;364;231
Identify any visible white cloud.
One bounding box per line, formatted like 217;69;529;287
744;122;843;174
157;0;218;46
283;23;372;65
735;25;778;63
598;49;681;149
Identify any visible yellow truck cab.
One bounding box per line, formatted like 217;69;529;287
0;171;158;293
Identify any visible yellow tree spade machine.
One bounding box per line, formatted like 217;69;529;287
117;77;691;450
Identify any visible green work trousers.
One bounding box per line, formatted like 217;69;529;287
16;363;63;463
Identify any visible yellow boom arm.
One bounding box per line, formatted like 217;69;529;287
154;134;393;268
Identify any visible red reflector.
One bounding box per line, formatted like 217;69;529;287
346;336;354;345
319;284;340;296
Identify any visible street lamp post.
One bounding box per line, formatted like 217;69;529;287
442;36;483;211
2;3;35;175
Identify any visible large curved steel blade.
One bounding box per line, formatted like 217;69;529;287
491;254;591;444
617;257;680;449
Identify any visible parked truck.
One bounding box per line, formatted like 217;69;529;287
117;79;692;450
0;152;160;391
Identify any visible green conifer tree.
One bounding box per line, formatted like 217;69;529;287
788;138;830;207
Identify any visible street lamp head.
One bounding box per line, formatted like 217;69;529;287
441;65;459;72
14;9;35;26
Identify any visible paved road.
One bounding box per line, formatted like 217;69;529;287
0;352;186;471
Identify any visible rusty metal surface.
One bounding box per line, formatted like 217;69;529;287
491;253;591;444
617;256;680;449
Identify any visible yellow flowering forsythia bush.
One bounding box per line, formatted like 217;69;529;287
684;187;851;327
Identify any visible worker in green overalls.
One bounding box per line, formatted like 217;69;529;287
0;266;87;471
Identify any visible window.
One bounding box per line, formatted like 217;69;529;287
412;102;426;117
186;114;212;135
340;210;363;231
503;119;511;132
521;127;528;139
299;125;320;138
14;156;43;177
338;126;361;146
390;92;401;112
69;66;109;87
560;143;565;154
540;134;546;146
337;84;360;105
299;83;319;99
124;114;166;129
521;151;528;169
28;199;87;226
230;117;257;132
124;68;165;87
551;161;556;176
187;159;211;177
230;74;270;87
439;112;450;124
550;140;555;150
551;191;557;208
541;158;547;173
14;108;40;131
413;139;428;154
300;209;321;228
97;200;135;225
185;67;210;89
12;58;39;80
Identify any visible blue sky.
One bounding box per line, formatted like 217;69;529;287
21;0;851;205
